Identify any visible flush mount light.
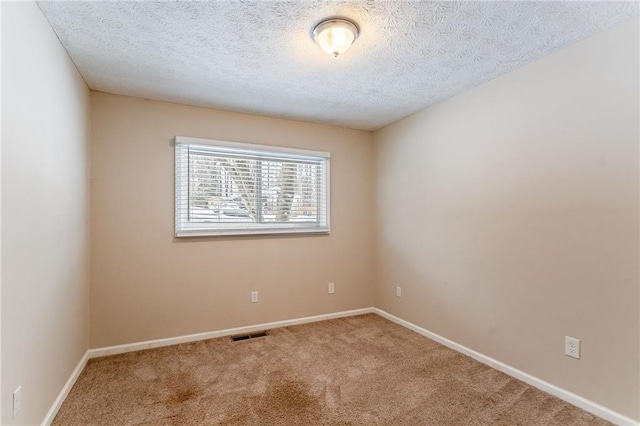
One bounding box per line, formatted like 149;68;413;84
312;18;359;58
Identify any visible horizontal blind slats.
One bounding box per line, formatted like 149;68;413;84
175;140;329;237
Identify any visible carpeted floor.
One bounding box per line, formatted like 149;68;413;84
53;314;611;425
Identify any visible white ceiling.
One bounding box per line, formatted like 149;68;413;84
37;1;638;131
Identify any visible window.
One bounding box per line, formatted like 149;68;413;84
175;136;330;237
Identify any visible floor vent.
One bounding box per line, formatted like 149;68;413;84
231;330;269;342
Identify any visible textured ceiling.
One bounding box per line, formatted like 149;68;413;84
37;1;638;131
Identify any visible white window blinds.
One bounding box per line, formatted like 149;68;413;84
175;136;330;237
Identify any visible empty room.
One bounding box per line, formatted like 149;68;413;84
1;1;639;425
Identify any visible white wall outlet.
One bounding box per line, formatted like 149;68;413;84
565;336;580;359
13;386;22;419
251;291;258;303
396;286;402;298
328;283;335;294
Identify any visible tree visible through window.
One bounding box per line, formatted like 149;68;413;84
175;137;330;236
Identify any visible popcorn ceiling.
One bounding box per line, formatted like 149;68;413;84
37;1;638;130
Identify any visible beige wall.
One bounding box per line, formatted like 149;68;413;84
1;2;91;425
90;92;374;348
374;19;639;420
1;3;636;422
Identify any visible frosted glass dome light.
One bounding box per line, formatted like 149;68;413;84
312;18;359;58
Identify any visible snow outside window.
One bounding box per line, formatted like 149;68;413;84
175;136;330;237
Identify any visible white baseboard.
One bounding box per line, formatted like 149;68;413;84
373;308;638;426
45;307;637;426
88;307;374;359
41;351;89;426
42;307;373;424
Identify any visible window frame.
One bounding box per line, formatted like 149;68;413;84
174;136;331;237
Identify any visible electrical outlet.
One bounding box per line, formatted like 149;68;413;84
396;286;402;298
251;291;258;303
328;283;335;294
13;386;22;419
565;336;580;359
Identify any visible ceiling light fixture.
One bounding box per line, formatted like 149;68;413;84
312;18;359;58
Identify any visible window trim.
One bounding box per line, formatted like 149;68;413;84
174;136;331;237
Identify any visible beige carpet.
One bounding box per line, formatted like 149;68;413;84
53;314;610;425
